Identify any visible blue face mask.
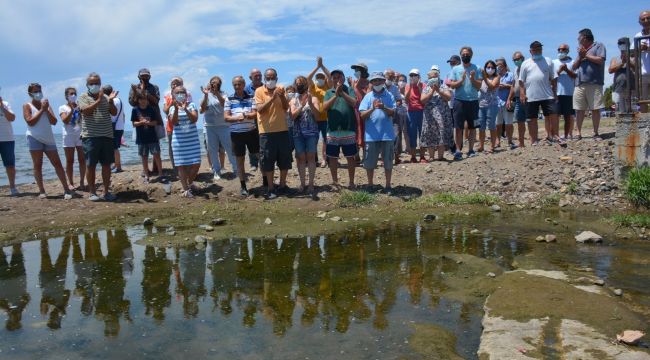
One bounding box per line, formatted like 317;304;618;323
558;52;569;60
532;54;544;61
87;84;101;95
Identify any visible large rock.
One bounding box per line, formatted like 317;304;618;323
575;231;603;243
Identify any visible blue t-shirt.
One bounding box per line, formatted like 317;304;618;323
497;71;514;105
451;64;482;101
131;107;159;145
576;42;606;86
553;58;575;96
358;89;396;142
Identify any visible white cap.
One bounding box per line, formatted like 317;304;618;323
430;65;440;71
409;68;420;76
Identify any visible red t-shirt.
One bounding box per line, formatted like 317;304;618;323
405;82;425;111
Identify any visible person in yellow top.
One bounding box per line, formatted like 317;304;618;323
307;56;332;168
254;68;291;199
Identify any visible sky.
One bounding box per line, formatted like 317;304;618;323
0;0;646;134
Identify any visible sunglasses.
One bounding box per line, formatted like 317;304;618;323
640;17;650;21
513;57;524;61
558;48;569;51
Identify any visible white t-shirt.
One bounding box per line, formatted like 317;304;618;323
635;31;650;76
111;97;126;131
520;57;557;102
0;101;15;142
58;104;82;138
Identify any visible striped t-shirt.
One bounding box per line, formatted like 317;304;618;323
224;93;256;133
78;93;113;138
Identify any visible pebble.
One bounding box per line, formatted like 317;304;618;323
211;218;226;226
593;279;605;286
614;289;623;296
545;234;557;243
423;214;438;221
198;225;214;232
330;216;342;222
491;204;501;212
535;236;545;242
470;229;481;235
487;272;496;278
316;211;328;219
143;218;154;226
575;231;603;243
194;235;209;244
264;218;272;225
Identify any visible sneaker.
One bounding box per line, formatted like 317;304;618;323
266;191;278;200
112;168;123;174
467;150;477;158
250;166;258;172
453;151;463;161
593;134;602;141
213;173;222;181
509;143;518;150
102;192;117;201
89;193;100;202
382;187;393;196
240;188;249;197
38;192;47;199
64;191;73;200
9;187;19;196
181;189;194;198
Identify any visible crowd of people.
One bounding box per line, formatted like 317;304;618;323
1;12;649;201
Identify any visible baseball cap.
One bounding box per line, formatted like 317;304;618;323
529;41;543;49
368;71;386;81
331;69;344;77
351;63;368;72
138;68;151;76
430;65;440;71
446;55;461;63
409;68;420;76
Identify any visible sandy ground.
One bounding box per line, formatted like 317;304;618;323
0;118;630;244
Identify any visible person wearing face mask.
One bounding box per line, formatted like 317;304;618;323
245;68;263;171
307;57;332;168
22;83;74;200
495;58;516;149
396;73;411;156
162;76;192;170
103;85;125;174
358;72;396;194
404;69;427;163
635;10;650;112
131;90;163;184
0;91;18;196
255;68;292;200
384;69;405;164
420;67;453;161
290;76;321;196
572;28;606;140
200;76;237;181
59;87;86;191
553;44;577;141
507;51;530;148
78;72;119;201
448;46;483;160
519;41;559;145
609;38;636;114
478;60;501;153
168;86;201;198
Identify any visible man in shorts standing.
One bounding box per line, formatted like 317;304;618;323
78;72;119;201
0;94;17;195
519;41;559;145
359;72;396;194
448;46;482;159
572;28;606;140
254;68;292;199
224;76;258;197
553;44;577;140
322;69;358;188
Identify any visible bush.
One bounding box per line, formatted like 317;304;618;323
624;166;650;208
337;190;376;207
609;213;650;228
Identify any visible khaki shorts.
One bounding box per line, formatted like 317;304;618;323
573;84;603;111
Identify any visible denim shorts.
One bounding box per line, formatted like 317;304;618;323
293;134;318;155
513;97;527;122
27;135;57;152
479;104;498;131
363;141;394;170
138;142;161;157
0;141;15;167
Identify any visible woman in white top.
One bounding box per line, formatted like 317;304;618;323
59;87;86;190
22;83;73;199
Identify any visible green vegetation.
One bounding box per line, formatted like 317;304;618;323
337;190;377;208
405;192;498;208
609;213;650;228
567;181;578;194
624;166;650;208
541;193;561;207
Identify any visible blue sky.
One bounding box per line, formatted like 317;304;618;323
0;0;645;134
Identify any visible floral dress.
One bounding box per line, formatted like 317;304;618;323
421;83;454;148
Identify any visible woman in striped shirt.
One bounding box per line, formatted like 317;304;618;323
168;86;201;198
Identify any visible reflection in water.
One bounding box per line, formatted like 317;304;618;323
1;219;648;359
0;244;29;331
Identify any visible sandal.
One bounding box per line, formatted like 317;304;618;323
181;189;194;198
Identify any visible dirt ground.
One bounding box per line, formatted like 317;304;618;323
0;118;631;244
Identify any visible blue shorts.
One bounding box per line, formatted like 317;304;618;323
513;97;527;122
0;141;15;167
326;143;357;158
293;134;318;155
363;141;394;170
479;104;498;131
27;135;57;152
407;110;424;148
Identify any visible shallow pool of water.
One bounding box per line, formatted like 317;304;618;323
1;212;648;359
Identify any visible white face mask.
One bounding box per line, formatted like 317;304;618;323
316;79;325;87
31;92;44;101
265;80;277;89
385;80;393;87
398;80;406;88
354;71;361;79
287;93;295;99
373;85;384;92
67;94;77;103
486;68;495;75
175;93;186;103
